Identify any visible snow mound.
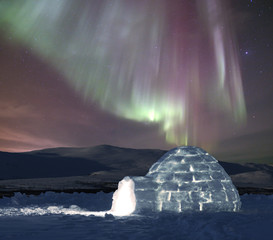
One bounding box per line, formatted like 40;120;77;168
110;176;136;216
130;146;241;212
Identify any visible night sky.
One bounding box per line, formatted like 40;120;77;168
0;0;272;164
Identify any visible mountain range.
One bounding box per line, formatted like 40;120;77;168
0;145;273;196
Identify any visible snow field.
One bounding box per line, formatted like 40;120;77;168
0;192;273;240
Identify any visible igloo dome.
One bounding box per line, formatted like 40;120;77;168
127;146;241;213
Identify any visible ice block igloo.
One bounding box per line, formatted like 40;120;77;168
115;146;241;214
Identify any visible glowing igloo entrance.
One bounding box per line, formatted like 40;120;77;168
112;146;241;215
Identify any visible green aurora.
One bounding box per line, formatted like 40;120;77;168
0;0;246;147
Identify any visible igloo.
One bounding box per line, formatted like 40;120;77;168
113;146;241;215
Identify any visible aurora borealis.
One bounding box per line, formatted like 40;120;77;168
0;0;272;163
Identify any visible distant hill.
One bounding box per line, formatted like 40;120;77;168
0;145;166;180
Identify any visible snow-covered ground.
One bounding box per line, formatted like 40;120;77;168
0;192;273;240
1;146;273;239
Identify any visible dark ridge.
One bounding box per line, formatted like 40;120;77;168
0;186;117;199
237;187;273;195
1;186;273;199
0;145;166;180
218;162;256;175
0;151;111;179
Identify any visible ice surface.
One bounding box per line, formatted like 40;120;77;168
131;146;241;212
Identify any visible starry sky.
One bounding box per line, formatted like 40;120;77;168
0;0;272;163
